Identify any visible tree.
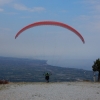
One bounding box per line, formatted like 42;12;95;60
92;58;100;82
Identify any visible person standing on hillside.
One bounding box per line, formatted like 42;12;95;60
43;72;52;82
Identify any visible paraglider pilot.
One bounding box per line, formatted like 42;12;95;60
44;72;52;82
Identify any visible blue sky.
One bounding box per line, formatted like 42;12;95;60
0;0;100;70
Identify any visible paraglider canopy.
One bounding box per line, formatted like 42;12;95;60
15;21;85;43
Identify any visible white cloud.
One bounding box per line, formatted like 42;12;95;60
0;0;12;6
82;0;100;14
77;0;100;32
0;8;3;12
14;4;28;11
0;0;13;13
14;4;45;12
30;7;45;12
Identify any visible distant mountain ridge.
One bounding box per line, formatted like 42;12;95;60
0;56;93;82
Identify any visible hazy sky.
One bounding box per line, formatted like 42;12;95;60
0;0;100;70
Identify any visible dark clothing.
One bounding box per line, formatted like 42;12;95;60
44;73;50;82
45;76;49;81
